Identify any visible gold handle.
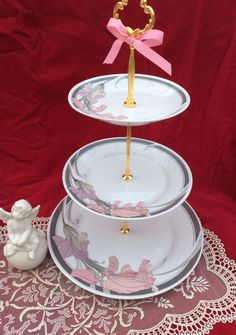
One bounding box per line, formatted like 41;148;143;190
139;0;155;34
113;0;128;19
113;0;155;108
113;0;155;36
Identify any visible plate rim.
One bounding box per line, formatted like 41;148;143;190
47;196;203;300
68;73;191;126
62;137;193;221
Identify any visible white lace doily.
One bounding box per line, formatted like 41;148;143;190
0;218;235;335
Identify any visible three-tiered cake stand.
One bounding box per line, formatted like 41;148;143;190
48;0;203;300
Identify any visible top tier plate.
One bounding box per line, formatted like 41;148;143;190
68;74;190;126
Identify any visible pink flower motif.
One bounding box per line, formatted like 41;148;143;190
94;104;107;113
71;269;98;285
111;201;149;218
72;98;86;112
78;83;104;104
87;203;106;213
52;236;73;258
53;234;89;260
86;95;99;104
77;83;93;98
78;85;98;104
73;81;129;121
70;182;97;202
102;257;155;293
116;115;129;120
99;112;114;118
106;255;119;274
99;112;128;120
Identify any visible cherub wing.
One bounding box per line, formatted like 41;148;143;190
0;208;12;223
31;205;40;219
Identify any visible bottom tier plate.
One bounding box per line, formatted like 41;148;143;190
47;197;203;300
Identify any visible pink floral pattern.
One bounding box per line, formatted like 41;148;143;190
70;180;97;202
71;268;98;284
0;222;235;335
72;81;128;120
70;180;150;218
102;257;155;293
111;201;149;217
53;219;155;294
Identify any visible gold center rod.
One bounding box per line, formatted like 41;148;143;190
122;125;133;181
124;45;136;107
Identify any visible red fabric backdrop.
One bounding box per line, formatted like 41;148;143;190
0;1;235;333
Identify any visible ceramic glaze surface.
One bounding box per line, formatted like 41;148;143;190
68;74;190;126
47;197;203;299
0;200;48;270
63;138;193;220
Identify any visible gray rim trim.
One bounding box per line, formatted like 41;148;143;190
48;197;202;298
64;138;191;217
71;74;187;106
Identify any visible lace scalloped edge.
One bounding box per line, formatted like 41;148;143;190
0;220;235;335
0;217;50;243
128;228;236;335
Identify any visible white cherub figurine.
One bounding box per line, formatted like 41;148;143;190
0;199;48;270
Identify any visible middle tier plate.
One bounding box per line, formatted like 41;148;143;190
63;138;192;220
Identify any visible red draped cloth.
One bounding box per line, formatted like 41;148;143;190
0;1;235;334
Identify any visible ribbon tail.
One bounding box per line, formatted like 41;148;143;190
104;39;124;64
135;41;172;76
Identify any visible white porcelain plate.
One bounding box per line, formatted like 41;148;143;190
68;74;190;126
47;197;203;300
63;138;192;220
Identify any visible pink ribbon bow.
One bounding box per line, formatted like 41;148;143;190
104;18;172;76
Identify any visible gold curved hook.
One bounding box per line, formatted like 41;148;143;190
139;0;155;33
113;0;128;20
113;0;155;36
